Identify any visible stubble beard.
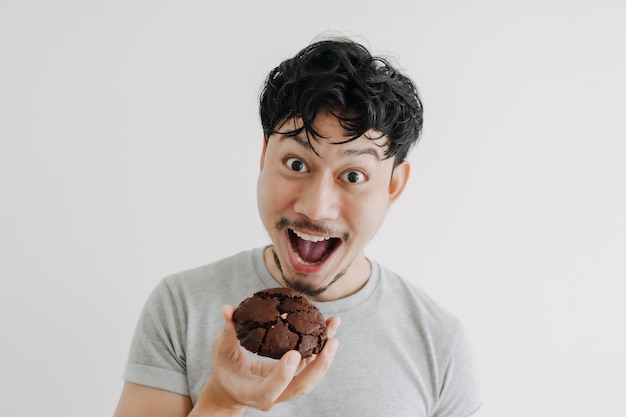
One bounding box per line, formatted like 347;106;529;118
271;248;348;298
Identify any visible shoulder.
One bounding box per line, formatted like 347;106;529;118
155;248;267;309
164;248;259;283
369;263;482;413
375;263;459;326
368;262;469;363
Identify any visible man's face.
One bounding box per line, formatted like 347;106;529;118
257;111;409;301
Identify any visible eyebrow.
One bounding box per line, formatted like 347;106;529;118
282;133;384;160
342;147;383;160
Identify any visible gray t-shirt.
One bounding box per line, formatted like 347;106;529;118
124;248;481;416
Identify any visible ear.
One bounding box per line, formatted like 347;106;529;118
260;136;268;170
389;161;410;204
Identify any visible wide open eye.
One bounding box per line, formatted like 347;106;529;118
285;157;309;173
341;170;366;184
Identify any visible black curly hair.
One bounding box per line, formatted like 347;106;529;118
259;38;423;165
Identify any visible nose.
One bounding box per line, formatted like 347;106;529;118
293;172;340;222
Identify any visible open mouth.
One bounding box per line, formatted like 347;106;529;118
288;228;341;265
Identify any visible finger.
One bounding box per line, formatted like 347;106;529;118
213;304;291;409
213;305;247;369
221;304;236;323
326;316;341;338
247;350;301;408
276;337;339;403
294;355;314;375
250;358;280;378
290;317;341;376
219;305;240;346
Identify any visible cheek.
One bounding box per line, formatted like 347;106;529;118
258;171;293;217
345;193;390;236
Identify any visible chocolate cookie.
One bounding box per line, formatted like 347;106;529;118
232;287;328;359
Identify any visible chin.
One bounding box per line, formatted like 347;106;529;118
272;246;348;298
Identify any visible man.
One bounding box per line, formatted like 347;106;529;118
113;38;481;417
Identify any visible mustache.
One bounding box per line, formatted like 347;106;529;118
276;217;350;243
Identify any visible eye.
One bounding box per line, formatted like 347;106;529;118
341;170;366;184
285;157;309;173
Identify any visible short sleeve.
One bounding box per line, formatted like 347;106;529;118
122;278;190;396
431;324;482;417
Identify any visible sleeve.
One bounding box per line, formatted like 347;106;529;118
431;323;483;417
122;277;190;396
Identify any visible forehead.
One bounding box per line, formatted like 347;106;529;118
273;112;389;159
280;132;384;161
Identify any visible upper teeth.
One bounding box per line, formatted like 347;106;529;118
294;230;330;242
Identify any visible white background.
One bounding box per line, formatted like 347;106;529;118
1;1;625;416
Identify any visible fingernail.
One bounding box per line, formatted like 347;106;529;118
286;353;300;368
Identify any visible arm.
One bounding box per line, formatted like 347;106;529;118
431;321;482;417
113;382;193;417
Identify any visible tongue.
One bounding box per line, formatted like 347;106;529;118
296;239;332;263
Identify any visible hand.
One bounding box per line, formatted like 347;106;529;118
192;305;341;416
